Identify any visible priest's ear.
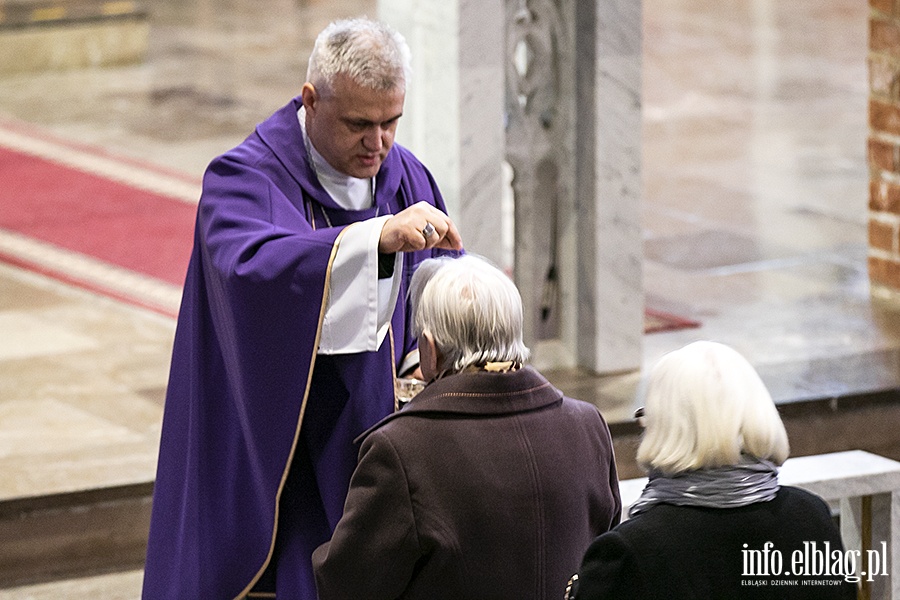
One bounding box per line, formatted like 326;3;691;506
301;83;318;113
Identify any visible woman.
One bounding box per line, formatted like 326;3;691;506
312;255;622;599
570;341;856;599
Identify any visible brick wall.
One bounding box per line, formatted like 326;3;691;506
870;0;900;292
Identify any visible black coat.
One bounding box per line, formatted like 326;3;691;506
313;366;622;600
574;486;857;599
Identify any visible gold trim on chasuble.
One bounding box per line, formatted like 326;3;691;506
235;223;352;599
389;325;399;412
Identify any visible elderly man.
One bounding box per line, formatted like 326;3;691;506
312;255;622;600
143;18;462;599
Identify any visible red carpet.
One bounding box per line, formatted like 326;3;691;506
0;145;195;286
0;121;199;318
644;308;701;334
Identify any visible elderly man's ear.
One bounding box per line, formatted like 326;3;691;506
300;82;318;114
418;331;443;382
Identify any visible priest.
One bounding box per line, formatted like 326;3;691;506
143;17;463;599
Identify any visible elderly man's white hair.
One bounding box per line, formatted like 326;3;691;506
636;340;790;475
410;255;530;375
306;17;412;93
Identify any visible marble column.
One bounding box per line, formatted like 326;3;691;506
505;0;575;368
381;0;643;375
507;0;643;374
378;0;509;270
573;0;644;373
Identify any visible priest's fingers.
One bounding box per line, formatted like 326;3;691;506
378;203;462;253
378;215;427;253
407;202;462;251
431;217;463;251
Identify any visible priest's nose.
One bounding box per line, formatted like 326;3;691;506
362;128;383;152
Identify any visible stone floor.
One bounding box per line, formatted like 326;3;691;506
0;0;898;596
0;569;144;600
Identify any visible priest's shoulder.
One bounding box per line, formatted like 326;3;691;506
205;105;292;174
205;132;273;173
390;142;430;173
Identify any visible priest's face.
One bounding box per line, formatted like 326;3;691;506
302;74;405;179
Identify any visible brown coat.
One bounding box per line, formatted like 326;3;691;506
312;366;621;600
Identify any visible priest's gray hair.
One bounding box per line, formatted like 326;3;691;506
307;17;411;93
410;255;530;374
636;340;789;475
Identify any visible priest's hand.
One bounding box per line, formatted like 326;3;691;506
378;201;463;253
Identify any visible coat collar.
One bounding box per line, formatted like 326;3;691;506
255;96;404;211
356;366;564;444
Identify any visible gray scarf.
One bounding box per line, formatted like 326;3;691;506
629;456;779;518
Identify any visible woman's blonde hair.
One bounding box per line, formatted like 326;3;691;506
636;341;789;474
409;255;530;374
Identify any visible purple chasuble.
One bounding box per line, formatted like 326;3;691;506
143;97;455;599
